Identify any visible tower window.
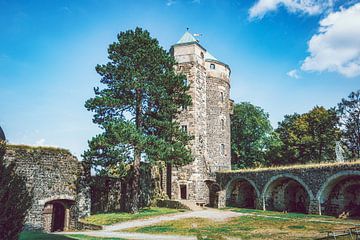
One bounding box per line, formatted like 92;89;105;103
181;125;188;133
220;92;224;102
201;52;204;59
221;144;225;156
210;63;215;69
221;119;225;130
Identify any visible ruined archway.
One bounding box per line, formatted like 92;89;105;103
318;171;360;217
262;175;312;213
42;199;75;232
225;177;259;209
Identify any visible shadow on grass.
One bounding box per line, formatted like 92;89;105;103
20;231;125;240
20;231;74;240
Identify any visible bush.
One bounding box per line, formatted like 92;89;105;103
0;140;33;240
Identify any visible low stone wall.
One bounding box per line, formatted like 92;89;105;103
90;164;164;213
156;199;191;210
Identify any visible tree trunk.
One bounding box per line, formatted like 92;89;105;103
125;88;143;213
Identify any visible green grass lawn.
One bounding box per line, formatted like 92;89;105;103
126;208;360;240
81;207;184;226
19;231;124;240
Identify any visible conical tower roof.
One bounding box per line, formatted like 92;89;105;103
176;31;198;44
0;126;5;141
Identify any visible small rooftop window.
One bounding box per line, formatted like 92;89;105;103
210;63;215;70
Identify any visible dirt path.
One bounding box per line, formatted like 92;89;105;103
59;209;243;240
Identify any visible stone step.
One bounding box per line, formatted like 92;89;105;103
178;200;207;211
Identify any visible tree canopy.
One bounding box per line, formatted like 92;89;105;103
338;90;360;158
84;27;193;212
273;106;340;165
231;102;279;169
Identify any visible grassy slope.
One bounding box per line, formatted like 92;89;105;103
127;209;360;240
82;207;183;226
20;231;124;240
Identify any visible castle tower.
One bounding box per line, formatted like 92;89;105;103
169;31;232;204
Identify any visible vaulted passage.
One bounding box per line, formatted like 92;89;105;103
320;175;360;217
264;177;310;213
43;199;75;232
226;179;257;208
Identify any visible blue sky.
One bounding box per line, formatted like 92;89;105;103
0;0;359;157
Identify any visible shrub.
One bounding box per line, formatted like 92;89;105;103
0;140;33;240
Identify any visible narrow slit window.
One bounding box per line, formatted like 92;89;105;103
221;144;225;156
221;92;224;102
181;125;188;133
221;119;225;130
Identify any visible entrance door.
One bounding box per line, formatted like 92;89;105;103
52;202;65;232
180;184;187;199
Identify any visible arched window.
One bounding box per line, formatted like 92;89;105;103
210;63;215;69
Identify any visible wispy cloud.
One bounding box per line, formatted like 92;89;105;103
301;3;360;77
166;0;176;6
287;69;300;79
35;138;45;146
249;0;334;20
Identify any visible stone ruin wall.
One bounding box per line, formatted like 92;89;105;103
3;145;90;231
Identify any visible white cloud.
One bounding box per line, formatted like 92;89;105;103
287;69;301;79
249;0;334;20
166;0;176;6
301;3;360;77
35;138;45;146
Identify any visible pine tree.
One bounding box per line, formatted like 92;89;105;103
0;141;33;240
84;27;193;212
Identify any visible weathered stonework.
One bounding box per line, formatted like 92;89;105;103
169;32;232;204
4;145;90;232
216;161;360;216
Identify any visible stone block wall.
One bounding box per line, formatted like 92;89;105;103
3;145;90;231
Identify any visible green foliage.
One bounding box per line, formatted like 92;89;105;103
337;90;360;158
0;141;33;240
231;102;279;168
84;27;193;212
273;106;340;165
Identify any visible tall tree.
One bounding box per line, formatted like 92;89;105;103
0;141;33;239
274;106;340;165
231;102;278;169
338;90;360;158
84;28;193;212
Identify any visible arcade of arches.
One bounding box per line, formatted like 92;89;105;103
216;165;360;218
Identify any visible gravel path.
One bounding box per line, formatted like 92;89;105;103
59;209;243;240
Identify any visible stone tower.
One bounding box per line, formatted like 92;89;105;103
169;31;232;204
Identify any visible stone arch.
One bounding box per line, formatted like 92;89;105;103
206;181;221;208
317;170;360;217
225;177;259;209
262;174;313;213
42;198;76;232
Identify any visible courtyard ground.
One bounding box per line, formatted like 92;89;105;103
23;207;360;239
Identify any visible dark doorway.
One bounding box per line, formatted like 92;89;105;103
180;184;187;199
52;202;65;232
